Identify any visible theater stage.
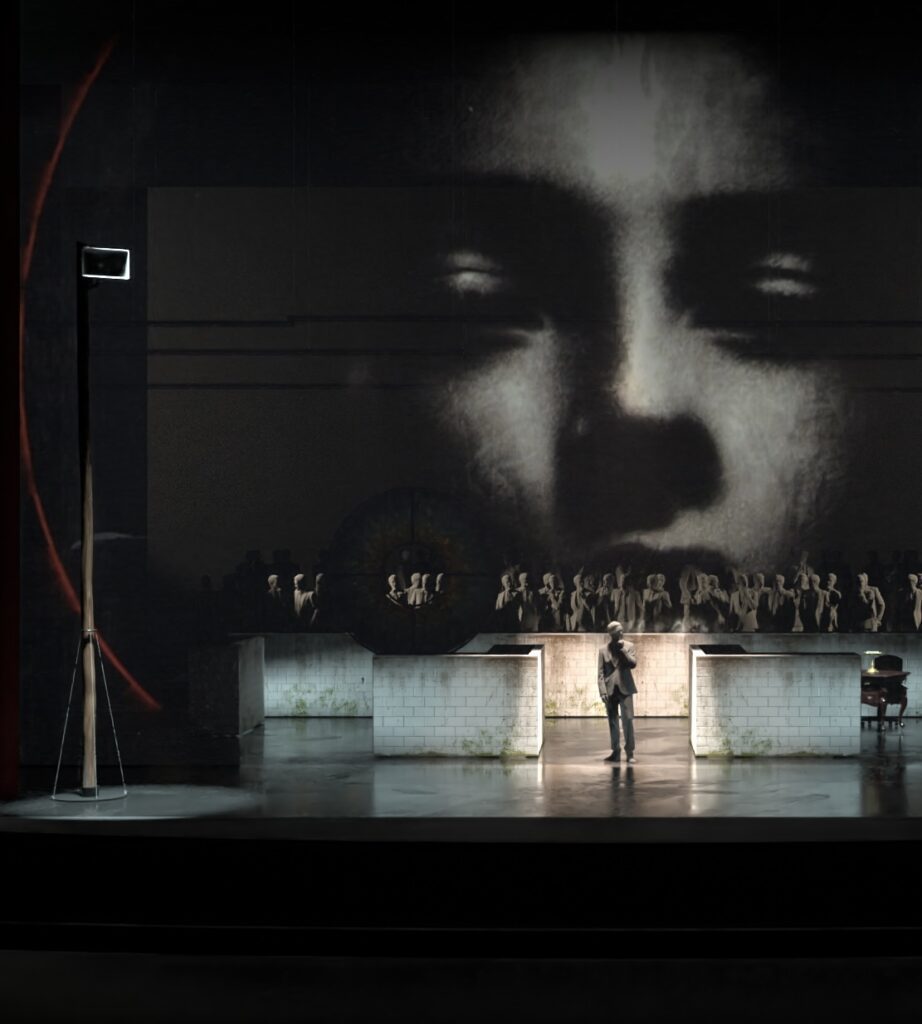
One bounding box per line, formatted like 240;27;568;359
3;717;922;841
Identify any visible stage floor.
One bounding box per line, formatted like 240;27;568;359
4;717;922;839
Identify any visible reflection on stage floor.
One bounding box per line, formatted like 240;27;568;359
4;717;922;832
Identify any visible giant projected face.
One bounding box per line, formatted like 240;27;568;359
146;28;919;616
424;35;845;567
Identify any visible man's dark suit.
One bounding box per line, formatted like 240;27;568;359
598;637;638;758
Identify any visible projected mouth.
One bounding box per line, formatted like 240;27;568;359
540;542;733;578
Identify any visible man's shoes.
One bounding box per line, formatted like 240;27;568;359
604;753;620;762
627;756;636;763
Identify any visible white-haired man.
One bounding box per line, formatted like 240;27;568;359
598;621;639;763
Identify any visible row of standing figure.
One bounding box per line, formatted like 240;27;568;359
494;570;665;632
493;568;922;633
386;572;446;608
679;570;837;633
202;558;921;635
689;570;921;633
263;572;328;630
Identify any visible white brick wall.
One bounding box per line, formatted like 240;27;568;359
728;633;922;723
690;651;861;756
461;632;922;719
264;634;373;717
259;630;919;724
372;652;543;756
458;632;688;717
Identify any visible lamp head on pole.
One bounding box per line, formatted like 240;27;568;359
80;245;130;281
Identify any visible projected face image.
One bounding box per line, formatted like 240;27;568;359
143;26;918;600
423;36;849;567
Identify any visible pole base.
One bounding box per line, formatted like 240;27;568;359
53;631;127;800
51;786;128;803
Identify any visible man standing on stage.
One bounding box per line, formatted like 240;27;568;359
598;621;639;764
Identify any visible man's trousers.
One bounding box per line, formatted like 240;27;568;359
604;691;635;757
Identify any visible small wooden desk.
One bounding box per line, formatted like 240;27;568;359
860;669;909;730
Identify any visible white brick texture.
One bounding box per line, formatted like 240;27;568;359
460;632;921;719
690;651;861;756
263;634;373;717
372;652;544;757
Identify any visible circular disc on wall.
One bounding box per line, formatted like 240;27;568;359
324;487;497;653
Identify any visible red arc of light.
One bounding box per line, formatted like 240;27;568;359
21;36;161;712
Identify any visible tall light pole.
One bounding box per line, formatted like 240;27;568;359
54;244;131;799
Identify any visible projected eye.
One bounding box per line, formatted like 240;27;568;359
434;248;547;346
439;250;509;296
752;252;818;298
